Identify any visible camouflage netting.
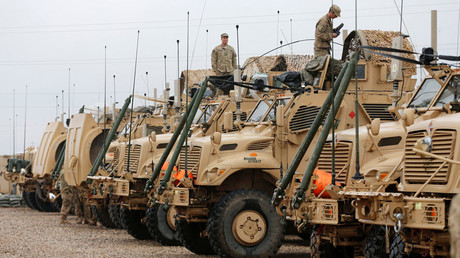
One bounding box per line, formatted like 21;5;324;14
180;55;314;92
181;69;215;90
0;194;23;207
361;30;417;76
242;55;314;78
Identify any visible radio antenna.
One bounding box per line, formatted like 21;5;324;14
23;85;27;159
127;30;140;172
236;25;240;67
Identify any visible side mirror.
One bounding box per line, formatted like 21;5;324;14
211;132;222;145
370;118;380;136
150;132;156;142
223;112;233;131
402;108;415;127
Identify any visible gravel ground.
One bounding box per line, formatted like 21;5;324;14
0;207;310;257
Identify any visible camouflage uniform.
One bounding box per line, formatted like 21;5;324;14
313;13;344;78
450;194;460;257
314;14;333;57
77;189;96;225
59;172;83;224
211;44;237;76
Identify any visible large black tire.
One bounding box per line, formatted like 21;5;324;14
389;234;420;258
175;219;215;255
108;204;123;229
364;225;388;258
52;196;62;212
35;184;59;212
25;191;40;211
310;226;353;258
207;189;285;257
120;207;152;240
94;203;116;228
146;205;180;246
22;191;31;208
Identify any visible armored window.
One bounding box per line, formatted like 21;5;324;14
408;78;442;108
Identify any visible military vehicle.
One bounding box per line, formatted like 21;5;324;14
275;45;460;257
145;30;416;257
87;76;260;242
2;121;61;212
62;95;176;227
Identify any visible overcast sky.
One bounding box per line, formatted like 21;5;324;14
0;0;458;155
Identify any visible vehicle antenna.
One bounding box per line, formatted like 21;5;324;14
185;11;190;178
103;46;107;165
331;0;336;185
127;30;141;172
352;0;363;180
23;85;27;160
177;40;180;79
236;25;240;68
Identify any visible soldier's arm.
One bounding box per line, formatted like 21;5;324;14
316;20;333;42
211;48;217;71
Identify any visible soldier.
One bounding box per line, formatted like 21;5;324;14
211;33;237;76
76;189;97;225
59;170;83;224
314;4;341;57
450;194;460;257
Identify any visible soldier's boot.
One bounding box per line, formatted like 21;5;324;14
60;214;69;224
76;217;83;224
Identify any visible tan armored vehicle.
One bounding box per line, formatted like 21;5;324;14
277;46;460;257
63;97;171;227
87;78;259;242
2;120;63;212
147;30;416;257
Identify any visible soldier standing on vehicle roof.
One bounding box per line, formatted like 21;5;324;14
211;33;237;76
314;4;341;57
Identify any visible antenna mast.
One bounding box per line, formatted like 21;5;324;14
23;85;27;159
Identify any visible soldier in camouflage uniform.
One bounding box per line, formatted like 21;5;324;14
450;194;460;257
211;33;237;76
59;170;83;224
314;4;341;57
310;5;344;80
77;189;97;225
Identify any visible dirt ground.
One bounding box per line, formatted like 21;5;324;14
0;207;310;257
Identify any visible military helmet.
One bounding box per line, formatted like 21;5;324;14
330;4;341;17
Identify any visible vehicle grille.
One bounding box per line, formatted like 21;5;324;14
248;141;272;151
179;146;202;177
404;130;455;184
124;144;142;172
362;103;396;121
289;105;321;133
317;141;353;185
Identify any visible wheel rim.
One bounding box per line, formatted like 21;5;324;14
232;210;267;246
166;206;176;230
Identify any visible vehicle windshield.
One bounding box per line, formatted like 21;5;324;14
246;100;273;123
407;78;442;108
263;97;292;122
434;75;460;106
119;122;132;135
196;104;219;124
192;106;205;124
